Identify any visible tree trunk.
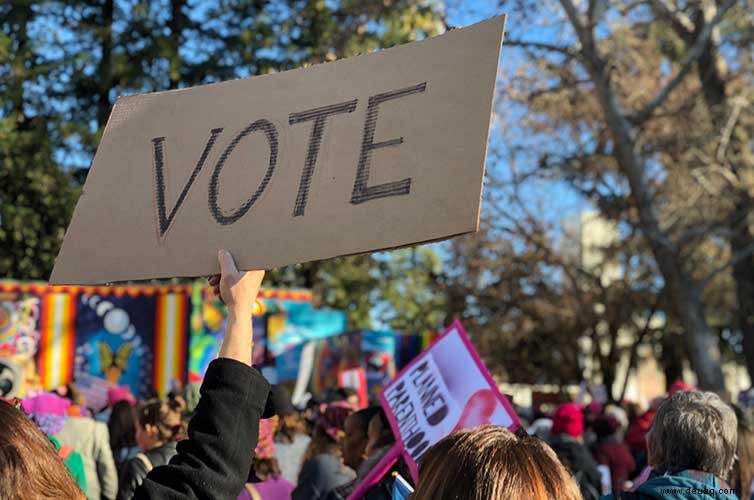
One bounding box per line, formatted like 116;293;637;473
586;55;726;391
689;6;754;385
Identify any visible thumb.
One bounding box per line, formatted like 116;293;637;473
217;249;238;277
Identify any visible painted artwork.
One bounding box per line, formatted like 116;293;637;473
0;291;41;397
74;294;157;404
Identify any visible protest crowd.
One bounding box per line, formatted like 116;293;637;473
0;251;751;500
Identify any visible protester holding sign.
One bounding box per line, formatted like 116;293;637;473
2;250;272;499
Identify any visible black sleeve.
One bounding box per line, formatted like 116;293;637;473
117;458;148;500
133;358;271;500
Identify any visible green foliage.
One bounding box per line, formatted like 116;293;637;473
0;0;447;331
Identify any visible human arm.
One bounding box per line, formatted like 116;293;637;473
132;250;270;499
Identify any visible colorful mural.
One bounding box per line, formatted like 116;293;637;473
0;290;42;397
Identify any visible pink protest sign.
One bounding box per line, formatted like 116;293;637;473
378;320;520;480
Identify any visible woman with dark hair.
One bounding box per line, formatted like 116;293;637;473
325;407;408;500
108;400;140;472
412;425;582;500
0;400;86;500
117;398;183;499
292;402;357;500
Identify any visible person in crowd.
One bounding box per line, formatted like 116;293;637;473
549;402;602;500
357;408;413;500
117;398;183;499
323;406;384;500
593;414;635;494
0;249;272;500
292;401;357;500
273;386;312;484
239;418;295;500
730;405;754;500
38;390;118;499
97;385;137;423
412;424;582;499
61;382;92;417
108;400;140;472
602;390;737;500
604;404;629;440
20;393;89;494
0;400;87;499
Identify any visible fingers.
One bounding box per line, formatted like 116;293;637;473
217;249;238;278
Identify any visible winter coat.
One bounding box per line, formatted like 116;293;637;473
55;414;118;499
292;454;356;500
601;469;737;500
550;434;603;500
117;441;178;500
131;358;271;499
594;436;636;493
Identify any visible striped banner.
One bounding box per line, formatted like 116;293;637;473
153;293;188;397
38;293;76;390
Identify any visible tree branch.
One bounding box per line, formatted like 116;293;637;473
701;238;754;288
618;293;661;402
648;0;695;36
628;0;737;125
505;39;582;59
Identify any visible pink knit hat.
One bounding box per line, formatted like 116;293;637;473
108;386;136;407
255;417;279;459
551;403;584;438
318;401;356;443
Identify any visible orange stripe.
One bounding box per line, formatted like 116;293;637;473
63;293;77;385
38;294;52;389
175;296;187;383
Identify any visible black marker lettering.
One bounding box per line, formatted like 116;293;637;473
289;99;357;216
350;82;427;204
209;119;278;225
152;128;223;238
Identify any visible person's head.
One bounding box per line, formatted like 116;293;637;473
412;425;582;500
302;402;355;463
551;403;584;439
135;399;182;452
0;401;86;499
64;383;87;409
365;408;395;456
593;414;619;440
334;387;360;407
647;390;737;478
108;400;137;451
107;386;136;408
342;406;382;470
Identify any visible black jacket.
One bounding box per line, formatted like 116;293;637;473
132;358;271;500
118;442;178;500
549;435;602;500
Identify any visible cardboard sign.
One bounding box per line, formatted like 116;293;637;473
50;16;506;284
377;320;520;480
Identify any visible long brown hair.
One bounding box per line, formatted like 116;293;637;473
411;425;582;500
0;401;85;500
